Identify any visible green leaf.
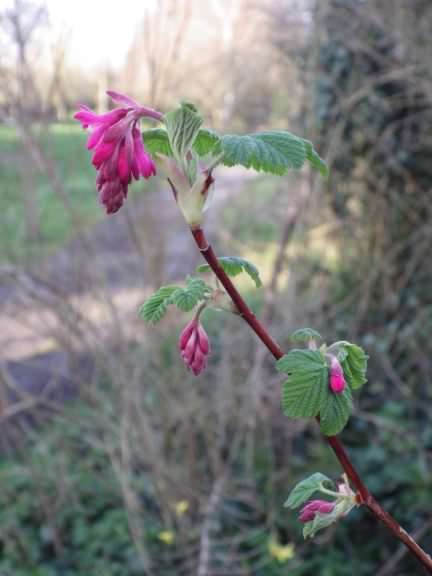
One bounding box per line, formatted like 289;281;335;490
319;386;353;436
220;131;328;177
284;473;333;509
197;256;262;288
221;131;305;175
165;103;203;165
193;129;222;157
290;328;322;344
277;350;329;418
139;285;181;324
142;129;173;157
340;343;368;390
169;277;212;312
304;140;330;178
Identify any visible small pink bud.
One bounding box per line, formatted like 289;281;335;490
178;319;210;376
298;499;335;523
329;355;346;394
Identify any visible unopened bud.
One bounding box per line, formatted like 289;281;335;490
329;355;346;394
298;499;335;523
178;319;210;376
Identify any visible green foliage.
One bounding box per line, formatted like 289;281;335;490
290;328;322;344
319;386;353;436
193;129;222;157
220;131;327;176
277;342;360;435
164;103;203;166
143;120;327;179
284;473;333;509
169;276;212;312
336;342;368;390
277;350;329;418
304;140;329;178
138;285;181;324
197;256;262;287
142;128;222;159
142;128;173;157
139;277;213;323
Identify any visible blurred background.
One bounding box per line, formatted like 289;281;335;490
0;0;431;574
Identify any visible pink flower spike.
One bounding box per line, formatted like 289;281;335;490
299;500;335;523
329;355;346;394
178;318;211;376
73;90;161;214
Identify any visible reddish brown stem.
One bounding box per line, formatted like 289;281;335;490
191;226;432;573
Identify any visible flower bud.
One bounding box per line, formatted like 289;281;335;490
298;499;335;523
178;319;210;376
329;355;346;394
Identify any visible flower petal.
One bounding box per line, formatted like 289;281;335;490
107;90;140;108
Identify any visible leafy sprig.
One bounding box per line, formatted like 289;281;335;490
142;127;328;178
139;277;213;324
276;331;368;435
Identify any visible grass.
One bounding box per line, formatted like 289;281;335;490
0;123;103;262
0;123;154;263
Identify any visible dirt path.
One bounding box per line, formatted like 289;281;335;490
1;167;254;363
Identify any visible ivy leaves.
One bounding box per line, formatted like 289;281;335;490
276;335;368;436
139;277;212;324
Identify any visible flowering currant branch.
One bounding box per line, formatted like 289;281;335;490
75;91;432;572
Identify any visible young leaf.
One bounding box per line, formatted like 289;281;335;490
220;131;328;177
304;140;329;178
197;256;262;288
169;277;212;312
284;473;334;509
277;350;329;418
193;129;222;157
340;342;368;390
139;285;181;324
290;328;322;344
221;131;307;175
142;129;173;157
165;103;203;164
319;386;353;436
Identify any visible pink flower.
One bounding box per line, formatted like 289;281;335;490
74;90;162;214
178;318;210;376
329;355;346;394
298;499;335;523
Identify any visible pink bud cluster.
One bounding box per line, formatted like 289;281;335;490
298;499;335;523
329;355;346;394
178;318;210;376
74;91;160;214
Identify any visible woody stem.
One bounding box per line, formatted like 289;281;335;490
190;225;432;573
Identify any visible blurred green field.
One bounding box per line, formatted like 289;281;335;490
0;124;103;262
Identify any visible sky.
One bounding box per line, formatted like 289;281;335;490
46;0;158;68
1;0;158;69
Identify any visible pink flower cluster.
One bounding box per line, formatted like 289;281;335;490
74;91;160;214
329;355;346;394
298;499;335;523
178;318;210;376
